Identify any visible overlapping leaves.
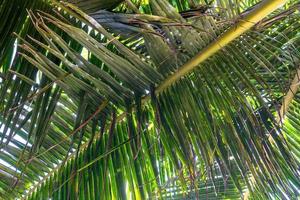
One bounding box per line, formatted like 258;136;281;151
0;0;299;199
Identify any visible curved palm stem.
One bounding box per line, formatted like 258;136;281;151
276;67;300;123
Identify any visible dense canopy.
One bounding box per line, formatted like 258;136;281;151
0;0;299;199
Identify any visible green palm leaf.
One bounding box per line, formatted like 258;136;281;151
0;0;299;199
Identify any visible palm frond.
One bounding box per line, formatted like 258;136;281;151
0;0;299;199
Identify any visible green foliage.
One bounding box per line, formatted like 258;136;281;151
0;0;299;199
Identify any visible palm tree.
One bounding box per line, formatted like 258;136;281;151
0;0;299;199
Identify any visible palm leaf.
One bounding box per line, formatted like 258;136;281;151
0;0;299;199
